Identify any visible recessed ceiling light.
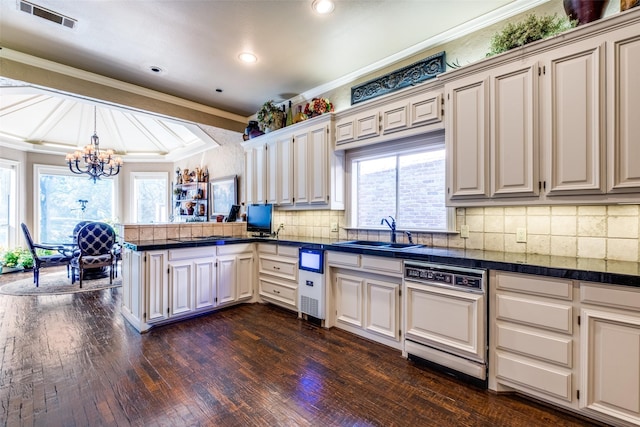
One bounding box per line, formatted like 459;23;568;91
312;0;334;14
148;65;165;74
238;52;258;63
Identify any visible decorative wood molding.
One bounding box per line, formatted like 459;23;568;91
350;51;446;105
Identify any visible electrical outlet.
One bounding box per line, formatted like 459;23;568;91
516;227;527;243
330;222;338;232
460;224;470;238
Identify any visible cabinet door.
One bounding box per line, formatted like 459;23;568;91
607;32;640;192
542;41;605;195
245;146;266;205
266;139;278;205
216;255;237;307
580;308;640;425
445;75;490;200
146;250;169;323
236;252;254;301
381;100;409;135
278;136;294;205
308;125;329;204
365;279;400;340
491;61;539;197
335;274;364;328
194;257;216;310
169;259;193;316
122;248;143;321
293;130;309;204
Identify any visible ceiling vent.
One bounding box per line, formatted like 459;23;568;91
19;1;77;29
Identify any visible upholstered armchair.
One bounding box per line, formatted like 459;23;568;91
20;223;73;287
70;222;115;288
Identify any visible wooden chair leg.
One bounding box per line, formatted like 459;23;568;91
79;267;83;288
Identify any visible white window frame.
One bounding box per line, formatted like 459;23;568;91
344;132;455;233
129;171;169;224
0;159;19;249
33;164;119;241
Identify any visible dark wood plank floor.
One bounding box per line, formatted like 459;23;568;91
0;268;603;427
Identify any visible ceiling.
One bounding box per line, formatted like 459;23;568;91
0;0;546;160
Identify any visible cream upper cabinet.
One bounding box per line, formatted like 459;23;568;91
541;40;605;197
266;135;294;206
244;143;266;205
607;27;640;193
293;121;330;205
445;74;490;199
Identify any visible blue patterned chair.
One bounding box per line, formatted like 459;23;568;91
70;222;115;288
21;223;73;287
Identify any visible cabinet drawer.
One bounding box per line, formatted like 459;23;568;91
496;294;573;334
327;251;360;267
361;256;402;274
496;324;572;367
259;256;297;281
496;352;572;401
277;245;299;258
580;282;640;312
257;243;277;254
495;272;572;300
168;247;213;261
217;244;253;255
259;278;297;306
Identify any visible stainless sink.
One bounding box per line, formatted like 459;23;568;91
332;240;423;251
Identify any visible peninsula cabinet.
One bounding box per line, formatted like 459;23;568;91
327;253;402;350
120;244;255;333
242;114;345;210
490;270;640;427
444;10;640;207
334;86;444;150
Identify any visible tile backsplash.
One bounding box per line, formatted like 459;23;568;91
274;205;640;262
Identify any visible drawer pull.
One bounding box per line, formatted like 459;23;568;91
273;266;280;270
273;289;280;294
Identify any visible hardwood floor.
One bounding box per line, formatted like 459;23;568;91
0;268;602;426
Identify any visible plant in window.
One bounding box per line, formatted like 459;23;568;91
487;14;576;57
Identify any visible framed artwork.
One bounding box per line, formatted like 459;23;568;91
210;175;238;216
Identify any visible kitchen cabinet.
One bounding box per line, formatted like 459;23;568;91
444;13;640;206
121;247;144;326
490;271;576;406
328;254;402;349
216;244;254;307
242;114;344;210
335;87;443;150
258;243;299;311
147;250;169;324
579;282;640;425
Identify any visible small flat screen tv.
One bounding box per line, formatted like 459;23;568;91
246;204;273;237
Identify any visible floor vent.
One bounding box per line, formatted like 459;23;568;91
300;296;319;318
19;1;77;29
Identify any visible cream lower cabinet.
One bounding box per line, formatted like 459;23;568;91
490;271;640;427
329;253;402;350
579;282;640;426
258;243;299;311
120;244;254;333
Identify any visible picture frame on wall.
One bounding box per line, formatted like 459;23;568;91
210;175;238;217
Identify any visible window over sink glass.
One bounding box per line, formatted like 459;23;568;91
346;133;453;232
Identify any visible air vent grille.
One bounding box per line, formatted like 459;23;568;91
300;296;320;318
19;1;77;29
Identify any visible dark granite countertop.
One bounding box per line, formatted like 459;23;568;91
123;236;640;287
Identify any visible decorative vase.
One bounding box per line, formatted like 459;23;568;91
621;0;639;11
563;0;609;25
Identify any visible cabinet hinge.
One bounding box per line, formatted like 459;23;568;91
399;329;402;337
215;262;218;267
144;255;147;262
215;297;218;303
543;181;546;190
399;289;402;297
577;390;580;400
143;312;146;320
538;181;542;190
167;268;170;274
543;65;546;75
538;66;541;76
578;315;581;326
167;307;170;315
326;195;330;201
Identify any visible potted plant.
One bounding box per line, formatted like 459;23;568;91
256;100;284;132
487;13;576;57
2;247;25;273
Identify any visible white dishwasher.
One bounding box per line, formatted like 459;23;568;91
298;247;325;320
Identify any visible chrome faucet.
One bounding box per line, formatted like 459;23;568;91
405;231;413;244
381;216;397;243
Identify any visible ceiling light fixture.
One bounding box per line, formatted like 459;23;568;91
312;0;335;14
65;105;123;183
238;52;258;63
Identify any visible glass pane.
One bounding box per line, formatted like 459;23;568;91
356;156;396;227
0;165;13;248
397;149;446;230
134;178;167;223
39;174;115;244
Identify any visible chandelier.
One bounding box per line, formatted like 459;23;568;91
65;105;123;183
